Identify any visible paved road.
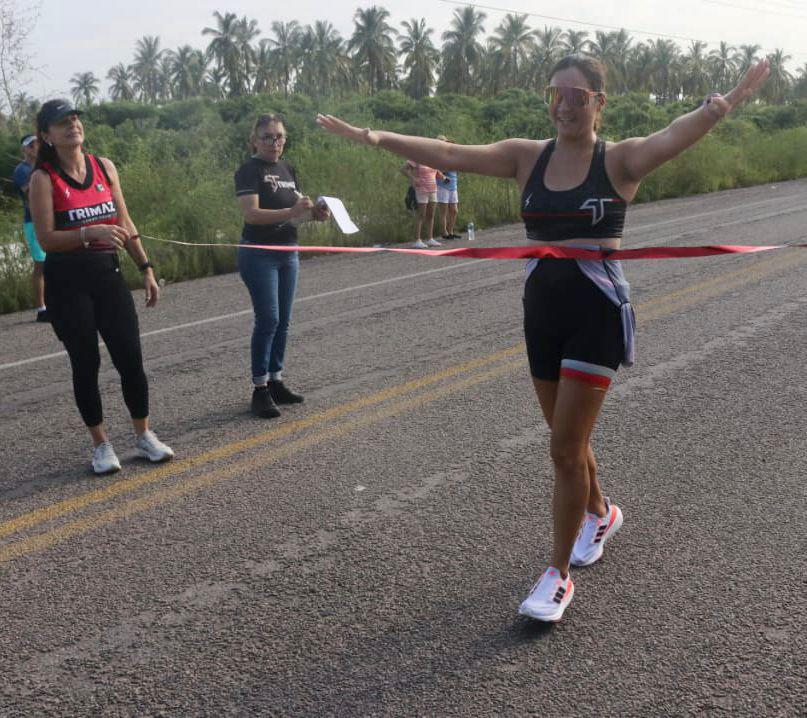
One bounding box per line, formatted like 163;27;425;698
1;181;805;716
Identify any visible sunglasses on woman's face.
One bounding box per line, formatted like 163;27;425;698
544;86;604;108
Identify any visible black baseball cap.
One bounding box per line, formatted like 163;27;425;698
36;99;82;132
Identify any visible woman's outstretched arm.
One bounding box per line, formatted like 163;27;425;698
613;59;770;184
316;113;534;180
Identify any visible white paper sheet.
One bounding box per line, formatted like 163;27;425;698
318;196;359;234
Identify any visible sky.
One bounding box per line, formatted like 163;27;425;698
19;0;807;102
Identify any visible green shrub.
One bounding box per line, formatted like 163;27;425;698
1;92;805;313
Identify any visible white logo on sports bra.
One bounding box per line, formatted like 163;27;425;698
580;198;613;226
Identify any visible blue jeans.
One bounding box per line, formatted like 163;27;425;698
238;246;299;385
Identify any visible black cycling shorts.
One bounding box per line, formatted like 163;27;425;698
523;259;624;387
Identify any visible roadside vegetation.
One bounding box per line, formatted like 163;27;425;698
2;8;806;313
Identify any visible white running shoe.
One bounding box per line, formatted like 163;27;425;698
92;441;121;475
412;239;428;248
135;430;175;463
518;567;574;622
570;498;623;567
425;238;442;247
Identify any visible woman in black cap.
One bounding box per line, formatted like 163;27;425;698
28;99;174;475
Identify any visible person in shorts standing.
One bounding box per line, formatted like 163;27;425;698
436;135;461;241
401;160;443;248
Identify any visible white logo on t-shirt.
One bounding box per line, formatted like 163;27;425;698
263;173;296;192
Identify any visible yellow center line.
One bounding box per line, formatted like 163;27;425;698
1;247;806;548
0;359;522;564
0;346;522;539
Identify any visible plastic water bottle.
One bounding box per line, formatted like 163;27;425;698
467;222;475;241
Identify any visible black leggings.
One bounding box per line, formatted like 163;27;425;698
44;252;149;427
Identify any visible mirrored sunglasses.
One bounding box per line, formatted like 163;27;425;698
544;86;604;108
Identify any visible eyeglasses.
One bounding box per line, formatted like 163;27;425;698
544;86;604;108
257;134;286;145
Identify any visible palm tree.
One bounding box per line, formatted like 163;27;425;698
589;30;633;92
530;25;563;89
607;29;633;94
297;21;351;97
268;20;302;97
70;72;100;107
794;62;807;99
764;49;792;104
626;43;654;93
107;63;136;101
349;6;398;93
399;18;439;99
11;92;38;125
252;39;276;94
157;55;174;101
487;13;533;91
681;41;710;98
708;41;736;94
440;6;486;95
561;29;590;56
648;39;681;103
205;66;229;99
169;45;206;99
236;15;261;95
735;44;761;79
132;35;163;103
203;11;246;97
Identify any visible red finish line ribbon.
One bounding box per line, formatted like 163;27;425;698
142;236;805;261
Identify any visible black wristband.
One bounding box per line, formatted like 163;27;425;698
138;261;153;273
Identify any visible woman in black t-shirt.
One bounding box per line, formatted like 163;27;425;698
235;113;329;418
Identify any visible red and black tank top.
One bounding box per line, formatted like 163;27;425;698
42;153;118;252
521;138;627;242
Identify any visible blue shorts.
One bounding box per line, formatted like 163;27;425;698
23;222;45;263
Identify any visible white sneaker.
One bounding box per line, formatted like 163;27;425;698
425;237;442;247
92;441;121;475
518;567;574;622
412;239;428;248
570;498;623;567
135;430;175;463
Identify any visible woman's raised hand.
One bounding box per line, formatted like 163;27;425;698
710;58;771;118
316;114;379;146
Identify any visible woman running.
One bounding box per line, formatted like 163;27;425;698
29;99;174;475
235;113;330;419
317;55;769;622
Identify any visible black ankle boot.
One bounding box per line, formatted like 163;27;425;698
251;386;281;418
268;380;304;404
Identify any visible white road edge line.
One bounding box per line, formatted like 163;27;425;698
3;189;805;372
0;259;486;371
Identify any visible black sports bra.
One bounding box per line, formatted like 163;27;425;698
521;138;627;242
